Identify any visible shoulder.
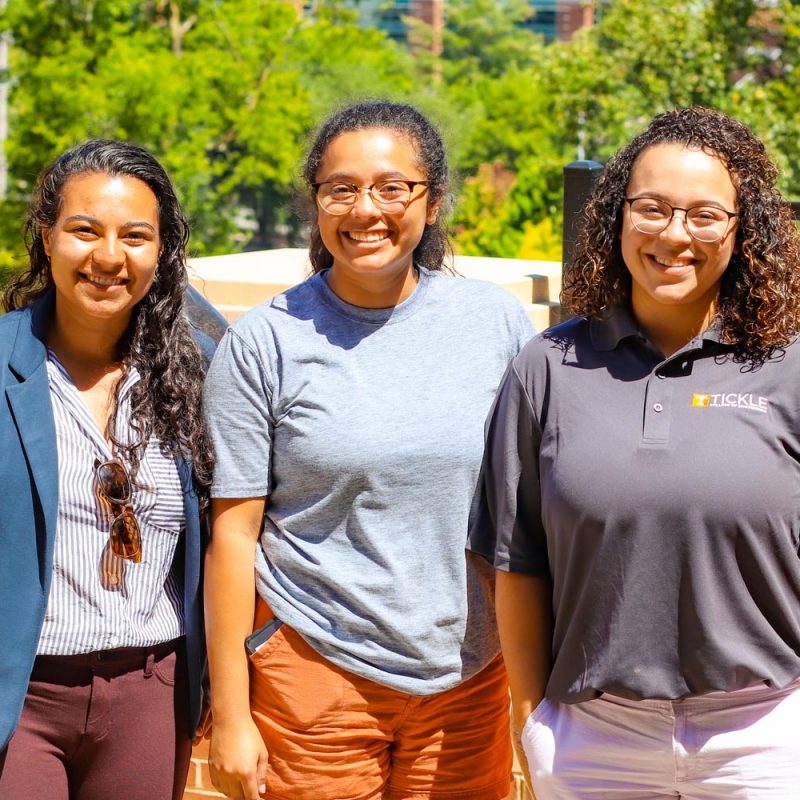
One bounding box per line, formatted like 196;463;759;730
427;270;521;308
227;275;322;341
0;308;29;361
515;314;589;365
424;270;535;331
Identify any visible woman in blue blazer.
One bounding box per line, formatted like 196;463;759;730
0;139;213;800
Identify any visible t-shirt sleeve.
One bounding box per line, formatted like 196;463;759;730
467;358;549;574
513;303;536;352
203;326;274;498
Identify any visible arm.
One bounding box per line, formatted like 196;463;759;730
204;496;268;800
496;570;553;794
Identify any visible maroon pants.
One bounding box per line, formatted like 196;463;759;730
0;640;191;800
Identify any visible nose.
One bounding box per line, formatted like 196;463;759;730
351;187;380;218
661;209;692;244
92;235;125;268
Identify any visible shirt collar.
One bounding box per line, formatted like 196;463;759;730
590;304;727;354
589;304;642;351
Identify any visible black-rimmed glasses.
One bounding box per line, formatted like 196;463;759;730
94;457;141;563
625;197;738;243
312;180;429;215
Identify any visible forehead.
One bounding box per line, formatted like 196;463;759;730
627;143;737;206
317;127;422;179
57;172;159;222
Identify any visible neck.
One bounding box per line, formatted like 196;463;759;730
47;302;128;386
632;292;718;358
326;263;419;309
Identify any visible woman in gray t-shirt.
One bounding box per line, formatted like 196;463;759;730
203;101;533;800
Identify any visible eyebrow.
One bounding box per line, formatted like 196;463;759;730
630;193;732;210
63;214;158;233
316;171;416;183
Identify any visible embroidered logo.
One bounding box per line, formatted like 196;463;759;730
691;392;768;413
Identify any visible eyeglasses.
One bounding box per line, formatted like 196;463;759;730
625;197;738;243
94;457;141;563
312;180;429;215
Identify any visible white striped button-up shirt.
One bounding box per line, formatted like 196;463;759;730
37;352;185;655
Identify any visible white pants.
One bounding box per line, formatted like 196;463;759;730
521;678;800;799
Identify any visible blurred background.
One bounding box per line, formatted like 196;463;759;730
0;0;797;289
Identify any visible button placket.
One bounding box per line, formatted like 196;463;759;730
642;373;674;445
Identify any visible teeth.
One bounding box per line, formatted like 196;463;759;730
347;231;388;243
84;274;125;287
653;255;694;268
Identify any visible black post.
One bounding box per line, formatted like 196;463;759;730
562;160;604;271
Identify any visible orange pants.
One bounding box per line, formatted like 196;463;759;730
249;599;512;800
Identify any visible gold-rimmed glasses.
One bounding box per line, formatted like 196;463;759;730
94;457;141;563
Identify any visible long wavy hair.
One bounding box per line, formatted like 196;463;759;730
302;101;453;273
3;138;213;497
563;107;800;360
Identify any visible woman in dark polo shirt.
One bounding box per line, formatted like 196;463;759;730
471;107;800;798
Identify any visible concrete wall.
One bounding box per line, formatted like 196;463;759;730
188;247;564;331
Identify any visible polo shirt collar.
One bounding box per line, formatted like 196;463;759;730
590;304;727;354
590;304;642;351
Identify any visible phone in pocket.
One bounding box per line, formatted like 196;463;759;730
245;617;283;656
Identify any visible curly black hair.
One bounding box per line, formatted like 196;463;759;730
301;100;453;273
563;107;800;360
3;138;213;497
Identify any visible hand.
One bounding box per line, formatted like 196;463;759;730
208;717;268;800
510;706;535;797
193;703;212;744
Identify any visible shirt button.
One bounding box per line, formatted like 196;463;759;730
107;635;120;648
653;403;664;412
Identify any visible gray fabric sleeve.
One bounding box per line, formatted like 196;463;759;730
468;360;549;574
203;327;274;498
514;304;537;350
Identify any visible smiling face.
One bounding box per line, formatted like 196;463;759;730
314;127;440;307
43;172;161;331
621;143;738;336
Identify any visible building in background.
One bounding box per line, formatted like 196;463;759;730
347;0;596;44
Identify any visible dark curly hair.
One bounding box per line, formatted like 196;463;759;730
563;107;800;359
302;100;453;273
3;138;213;497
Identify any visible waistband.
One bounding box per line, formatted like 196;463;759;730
600;675;800;713
31;638;182;684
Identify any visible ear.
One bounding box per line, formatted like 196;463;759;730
42;227;52;257
426;198;442;225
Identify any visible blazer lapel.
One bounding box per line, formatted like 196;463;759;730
5;298;59;576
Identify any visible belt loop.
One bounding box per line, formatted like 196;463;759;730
144;651;155;678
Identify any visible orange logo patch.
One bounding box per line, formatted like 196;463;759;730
691;393;711;408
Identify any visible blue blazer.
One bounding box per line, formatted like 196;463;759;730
0;293;208;749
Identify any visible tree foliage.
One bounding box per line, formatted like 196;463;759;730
0;0;799;275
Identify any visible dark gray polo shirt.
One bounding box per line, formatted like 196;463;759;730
469;304;800;702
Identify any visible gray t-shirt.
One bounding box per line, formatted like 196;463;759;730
205;267;533;694
469;304;800;702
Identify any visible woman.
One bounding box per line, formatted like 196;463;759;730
471;106;800;798
0;139;213;799
203;101;534;800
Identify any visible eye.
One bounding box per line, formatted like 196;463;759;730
327;183;357;200
633;200;668;218
688;207;727;224
71;225;98;239
375;181;408;199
